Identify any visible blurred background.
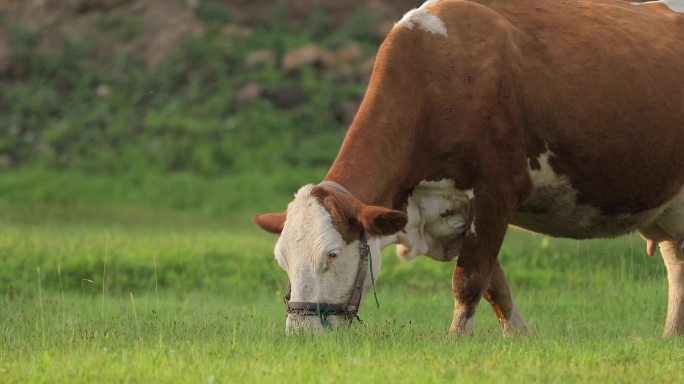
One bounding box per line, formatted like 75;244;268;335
0;0;429;217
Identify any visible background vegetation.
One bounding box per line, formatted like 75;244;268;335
1;0;385;177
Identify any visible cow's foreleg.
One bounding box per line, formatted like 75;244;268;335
482;260;529;336
659;240;684;337
449;189;515;335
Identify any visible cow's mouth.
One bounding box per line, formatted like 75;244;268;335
285;313;352;332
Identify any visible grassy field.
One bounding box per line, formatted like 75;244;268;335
1;191;683;383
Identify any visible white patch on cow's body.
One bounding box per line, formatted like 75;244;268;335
396;179;471;261
522;151;600;231
396;0;448;37
466;189;474;200
527;152;564;190
513;151;604;238
632;0;684;13
469;218;477;236
515;150;677;239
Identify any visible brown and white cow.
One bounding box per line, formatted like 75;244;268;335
254;0;684;337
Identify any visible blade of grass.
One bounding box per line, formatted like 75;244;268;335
36;267;46;349
102;233;109;326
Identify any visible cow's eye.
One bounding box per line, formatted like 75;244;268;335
328;249;341;259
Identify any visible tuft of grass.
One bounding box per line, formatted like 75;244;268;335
102;233;109;324
130;292;142;344
57;264;66;343
35;267;46;349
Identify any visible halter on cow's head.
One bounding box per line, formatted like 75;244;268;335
253;182;407;331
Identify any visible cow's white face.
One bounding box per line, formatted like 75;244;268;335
254;185;407;332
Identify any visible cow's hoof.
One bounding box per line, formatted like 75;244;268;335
448;319;475;336
448;328;474;337
502;326;530;338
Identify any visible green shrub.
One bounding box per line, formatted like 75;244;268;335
0;10;378;176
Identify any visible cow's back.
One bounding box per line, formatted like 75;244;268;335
429;0;684;237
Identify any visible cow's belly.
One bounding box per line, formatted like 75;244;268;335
512;191;664;239
511;152;671;239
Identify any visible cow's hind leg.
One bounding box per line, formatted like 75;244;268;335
483;260;529;336
647;192;684;337
659;240;684;337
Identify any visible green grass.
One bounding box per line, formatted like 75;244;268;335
1;201;683;383
0;168;327;217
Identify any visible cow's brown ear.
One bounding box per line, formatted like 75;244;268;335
253;212;286;234
358;205;407;236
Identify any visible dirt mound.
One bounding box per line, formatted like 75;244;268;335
1;0;204;68
0;0;421;69
224;0;420;25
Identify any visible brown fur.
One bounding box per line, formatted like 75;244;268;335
310;186;408;242
252;212;286;234
482;262;514;323
327;0;684;213
321;0;684;334
257;0;684;335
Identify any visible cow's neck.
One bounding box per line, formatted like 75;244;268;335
324;86;423;208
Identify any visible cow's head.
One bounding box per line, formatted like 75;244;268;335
254;184;407;331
